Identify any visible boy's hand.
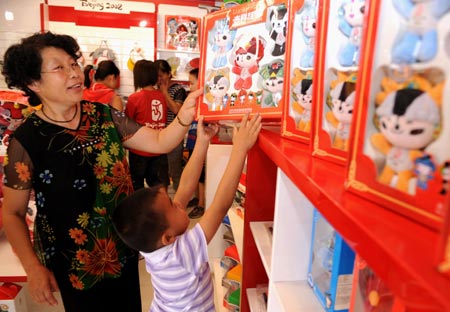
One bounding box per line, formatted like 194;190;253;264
232;113;262;152
197;116;219;143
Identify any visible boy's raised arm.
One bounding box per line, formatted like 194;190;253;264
174;116;219;208
200;114;262;243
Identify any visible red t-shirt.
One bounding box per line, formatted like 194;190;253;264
83;83;115;105
125;89;167;157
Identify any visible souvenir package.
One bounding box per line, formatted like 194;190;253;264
346;0;450;229
0;282;28;312
437;197;450;278
198;0;288;121
165;16;201;50
310;0;368;163
281;0;318;143
350;254;406;312
0;90;31;156
308;209;355;312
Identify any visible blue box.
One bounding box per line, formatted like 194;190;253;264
308;209;355;312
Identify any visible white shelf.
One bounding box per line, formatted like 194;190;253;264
227;206;244;263
246;288;266;312
271;281;322;312
157;48;200;55
213;258;228;312
249;221;273;277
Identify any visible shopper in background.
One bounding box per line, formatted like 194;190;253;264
185;68;206;218
83;64;94;89
125;59;170;191
113;113;262;311
83;59;123;111
1;31;201;312
155;59;186;192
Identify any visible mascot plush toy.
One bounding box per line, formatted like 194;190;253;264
291;68;313;132
259;59;284;107
326;81;357;151
338;0;366;67
371;88;441;193
391;0;450;64
210;18;236;68
232;35;265;90
299;8;317;68
205;68;231;111
268;4;288;56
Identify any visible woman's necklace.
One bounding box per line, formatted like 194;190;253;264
41;104;78;123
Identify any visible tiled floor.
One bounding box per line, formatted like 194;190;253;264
26;184;200;312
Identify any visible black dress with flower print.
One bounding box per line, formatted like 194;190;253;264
4;101;141;290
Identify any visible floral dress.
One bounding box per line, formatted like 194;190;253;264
4;101;141;290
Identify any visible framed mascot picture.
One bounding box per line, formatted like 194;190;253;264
197;0;289;121
165;15;201;51
346;0;450;230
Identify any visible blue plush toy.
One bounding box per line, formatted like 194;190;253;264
209;18;237;68
299;6;317;68
337;0;366;67
391;0;450;64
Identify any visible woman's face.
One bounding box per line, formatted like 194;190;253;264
30;47;84;106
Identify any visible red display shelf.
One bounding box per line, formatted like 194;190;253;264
241;127;449;312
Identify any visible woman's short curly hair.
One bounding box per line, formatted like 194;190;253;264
1;31;81;106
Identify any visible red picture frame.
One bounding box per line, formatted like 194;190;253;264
346;0;450;230
197;0;288;122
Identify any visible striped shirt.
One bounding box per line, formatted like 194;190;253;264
166;83;187;125
141;223;215;312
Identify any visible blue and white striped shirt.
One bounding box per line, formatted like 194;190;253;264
141;223;215;312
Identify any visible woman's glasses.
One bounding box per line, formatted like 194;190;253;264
41;62;82;74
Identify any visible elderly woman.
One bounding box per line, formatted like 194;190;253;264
1;32;200;312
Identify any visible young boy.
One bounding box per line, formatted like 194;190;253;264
113;113;262;311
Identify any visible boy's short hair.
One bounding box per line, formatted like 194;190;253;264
189;67;199;79
112;186;168;253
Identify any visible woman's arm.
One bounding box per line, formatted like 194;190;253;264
110;94;123;112
3;187;59;306
123;89;202;153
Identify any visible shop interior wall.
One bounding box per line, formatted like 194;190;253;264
1;0;209;100
0;0;42;90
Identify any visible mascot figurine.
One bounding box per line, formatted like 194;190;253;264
210;18;236;68
232;35;265;90
205;68;231;111
338;0;366;67
259;59;285;107
391;0;450;64
371;88;441;193
299;7;317;68
326;80;357;151
268;4;288;56
291;68;313;132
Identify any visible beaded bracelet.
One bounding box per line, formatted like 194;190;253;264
176;115;190;127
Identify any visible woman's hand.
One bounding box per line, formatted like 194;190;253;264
177;89;203;126
27;263;59;306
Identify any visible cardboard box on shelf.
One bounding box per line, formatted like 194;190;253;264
0;282;28;312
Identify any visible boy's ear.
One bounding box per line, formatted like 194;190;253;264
161;232;176;246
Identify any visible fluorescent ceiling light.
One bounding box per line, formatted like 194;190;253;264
5;11;14;21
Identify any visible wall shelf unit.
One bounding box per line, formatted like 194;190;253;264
240;127;450;312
